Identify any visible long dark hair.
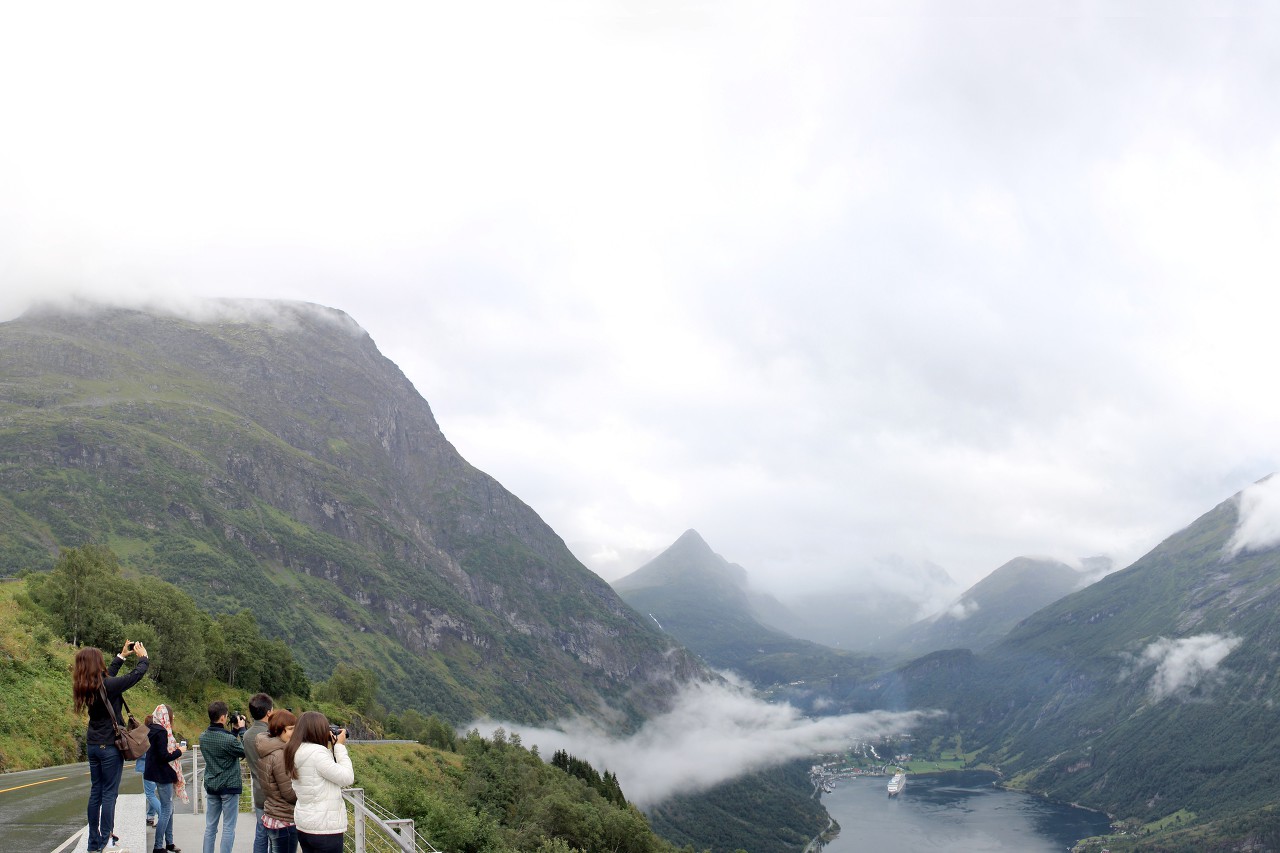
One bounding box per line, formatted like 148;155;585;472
72;647;107;715
284;711;331;779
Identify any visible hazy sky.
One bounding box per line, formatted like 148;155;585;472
3;3;1278;596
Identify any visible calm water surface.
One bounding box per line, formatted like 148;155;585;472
819;771;1111;853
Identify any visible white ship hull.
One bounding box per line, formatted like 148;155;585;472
887;772;906;797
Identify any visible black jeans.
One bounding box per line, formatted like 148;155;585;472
296;830;343;853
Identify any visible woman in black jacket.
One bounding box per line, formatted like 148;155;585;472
144;704;186;853
72;641;149;853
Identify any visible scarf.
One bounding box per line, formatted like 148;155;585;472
153;704;188;803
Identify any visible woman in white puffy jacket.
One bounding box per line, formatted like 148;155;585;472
283;711;354;853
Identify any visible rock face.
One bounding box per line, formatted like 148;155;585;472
0;300;705;723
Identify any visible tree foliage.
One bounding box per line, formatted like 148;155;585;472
355;731;687;853
24;544;309;700
315;662;383;720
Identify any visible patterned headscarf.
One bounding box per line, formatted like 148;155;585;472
152;704;188;803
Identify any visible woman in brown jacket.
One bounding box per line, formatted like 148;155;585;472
256;709;299;853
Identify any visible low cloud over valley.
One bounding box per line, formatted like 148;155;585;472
471;678;932;808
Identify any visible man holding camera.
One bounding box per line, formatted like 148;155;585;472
199;701;247;853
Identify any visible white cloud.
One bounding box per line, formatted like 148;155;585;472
469;678;932;807
1139;634;1241;701
1;5;1278;595
1228;476;1280;557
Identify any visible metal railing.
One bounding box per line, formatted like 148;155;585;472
185;745;443;851
343;787;441;853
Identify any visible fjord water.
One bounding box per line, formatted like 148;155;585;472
819;771;1111;852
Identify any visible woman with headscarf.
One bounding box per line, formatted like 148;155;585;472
284;711;354;853
72;641;150;853
144;704;187;853
257;709;298;852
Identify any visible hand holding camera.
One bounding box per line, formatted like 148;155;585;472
329;724;348;745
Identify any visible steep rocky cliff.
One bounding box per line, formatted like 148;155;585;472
0;300;705;723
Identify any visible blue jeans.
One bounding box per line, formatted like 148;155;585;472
254;806;269;853
266;823;298;853
204;791;240;853
156;782;175;847
134;756;160;819
145;778;161;819
87;742;124;851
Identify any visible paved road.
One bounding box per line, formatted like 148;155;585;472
0;762;143;852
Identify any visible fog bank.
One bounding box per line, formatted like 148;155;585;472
470;678;932;807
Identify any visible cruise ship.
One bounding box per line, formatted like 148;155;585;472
887;772;906;797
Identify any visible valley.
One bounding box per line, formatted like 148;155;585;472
5;299;1280;852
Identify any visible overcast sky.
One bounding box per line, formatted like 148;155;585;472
2;3;1277;597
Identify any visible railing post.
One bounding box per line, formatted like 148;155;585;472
385;819;418;852
192;745;203;814
350;787;366;853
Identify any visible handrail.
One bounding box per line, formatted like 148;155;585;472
342;787;442;853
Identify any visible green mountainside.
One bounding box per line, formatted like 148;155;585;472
890;555;1088;660
612;530;879;693
851;484;1280;848
0;301;704;724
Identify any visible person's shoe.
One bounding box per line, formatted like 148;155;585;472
166;845;182;852
147;816;157;826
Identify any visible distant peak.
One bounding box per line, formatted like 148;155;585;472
675;529;708;546
611;528;749;592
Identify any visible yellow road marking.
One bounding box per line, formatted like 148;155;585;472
0;776;68;794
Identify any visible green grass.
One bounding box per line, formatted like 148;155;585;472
901;758;967;774
1143;809;1197;833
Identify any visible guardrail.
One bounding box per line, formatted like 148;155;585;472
343;787;441;853
186;744;441;851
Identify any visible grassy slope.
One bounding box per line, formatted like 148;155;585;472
0;579;262;770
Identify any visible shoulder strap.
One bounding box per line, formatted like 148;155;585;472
97;681;125;730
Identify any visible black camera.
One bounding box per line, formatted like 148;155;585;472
328;724;345;740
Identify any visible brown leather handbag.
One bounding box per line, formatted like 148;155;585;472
99;684;150;760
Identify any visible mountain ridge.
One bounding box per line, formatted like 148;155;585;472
0;299;706;724
852;480;1280;841
888;555;1089;659
612;529;879;698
